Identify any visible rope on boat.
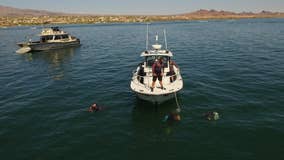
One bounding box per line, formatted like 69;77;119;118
174;92;181;113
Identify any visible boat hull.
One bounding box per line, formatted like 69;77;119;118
18;40;80;52
16;47;31;54
135;92;176;104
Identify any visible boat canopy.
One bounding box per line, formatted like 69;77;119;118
40;27;67;36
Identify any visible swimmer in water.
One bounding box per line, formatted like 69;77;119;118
204;111;219;121
163;112;181;122
88;103;101;112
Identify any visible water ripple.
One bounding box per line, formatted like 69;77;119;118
1;19;284;159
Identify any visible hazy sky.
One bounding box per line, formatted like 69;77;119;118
1;0;284;15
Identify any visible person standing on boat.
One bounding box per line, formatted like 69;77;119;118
151;57;164;92
137;62;146;84
167;60;179;82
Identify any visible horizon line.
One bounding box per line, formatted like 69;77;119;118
1;4;284;16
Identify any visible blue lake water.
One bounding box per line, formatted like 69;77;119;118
0;18;284;159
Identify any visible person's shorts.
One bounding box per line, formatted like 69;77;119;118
153;74;162;82
166;71;175;76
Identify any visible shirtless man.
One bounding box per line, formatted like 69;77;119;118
151;57;164;92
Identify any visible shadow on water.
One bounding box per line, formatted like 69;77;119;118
126;97;185;160
23;47;79;80
131;97;181;136
133;98;179;113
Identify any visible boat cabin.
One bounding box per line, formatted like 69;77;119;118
40;34;70;43
39;27;71;43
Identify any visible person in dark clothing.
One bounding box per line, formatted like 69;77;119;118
163;112;181;122
151;57;164;92
137;63;146;84
204;111;219;120
167;60;179;82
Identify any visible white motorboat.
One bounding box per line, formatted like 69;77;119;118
130;28;183;104
16;27;80;54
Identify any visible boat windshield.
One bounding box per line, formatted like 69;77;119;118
40;35;54;42
145;56;168;68
54;34;69;40
51;27;60;31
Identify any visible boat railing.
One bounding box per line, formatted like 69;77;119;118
133;71;180;78
132;69;180;86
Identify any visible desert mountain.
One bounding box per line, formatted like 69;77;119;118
1;5;283;17
0;5;66;16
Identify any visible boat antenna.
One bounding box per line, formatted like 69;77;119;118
164;29;168;50
155;32;158;44
146;23;149;50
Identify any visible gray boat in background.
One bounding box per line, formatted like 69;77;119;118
16;27;80;54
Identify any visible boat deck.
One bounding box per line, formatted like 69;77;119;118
130;72;183;95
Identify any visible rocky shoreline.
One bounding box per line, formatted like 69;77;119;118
1;8;284;27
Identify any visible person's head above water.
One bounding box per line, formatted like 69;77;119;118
172;113;181;121
164;112;181;122
88;103;100;112
204;111;219;121
92;103;97;108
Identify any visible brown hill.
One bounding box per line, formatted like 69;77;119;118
184;9;236;16
175;9;284;20
0;5;66;16
1;5;283;17
182;9;283;17
1;5;284;27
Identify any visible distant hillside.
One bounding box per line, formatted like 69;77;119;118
180;9;284;18
1;5;284;17
182;9;236;16
0;5;66;16
1;5;284;27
